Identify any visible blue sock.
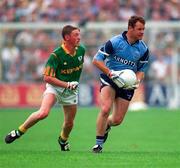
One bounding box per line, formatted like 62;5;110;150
96;136;104;146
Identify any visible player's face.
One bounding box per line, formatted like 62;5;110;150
67;29;81;47
131;21;145;40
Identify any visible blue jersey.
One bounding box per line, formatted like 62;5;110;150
94;31;149;72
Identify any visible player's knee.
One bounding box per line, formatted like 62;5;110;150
101;105;111;117
36;109;49;120
37;112;49;120
112;117;124;126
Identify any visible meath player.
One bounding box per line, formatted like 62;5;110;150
5;25;86;151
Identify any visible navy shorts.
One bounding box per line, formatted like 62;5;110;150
100;73;134;101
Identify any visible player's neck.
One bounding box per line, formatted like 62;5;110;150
63;42;76;56
126;32;137;44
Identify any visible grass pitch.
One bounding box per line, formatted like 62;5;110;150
0;107;180;168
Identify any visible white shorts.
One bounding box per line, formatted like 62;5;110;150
43;83;78;105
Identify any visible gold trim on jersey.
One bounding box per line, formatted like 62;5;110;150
43;66;56;77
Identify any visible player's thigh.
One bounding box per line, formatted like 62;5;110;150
63;105;77;122
39;93;56;113
112;97;130;119
100;86;116;108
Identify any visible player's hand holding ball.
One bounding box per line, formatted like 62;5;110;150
108;70;119;80
67;81;79;90
109;69;139;90
125;79;140;90
108;70;125;88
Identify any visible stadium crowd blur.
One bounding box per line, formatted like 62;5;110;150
0;0;180;84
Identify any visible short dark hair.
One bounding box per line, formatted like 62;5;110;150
128;16;145;28
62;25;80;39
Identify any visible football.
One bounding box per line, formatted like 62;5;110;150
113;69;137;88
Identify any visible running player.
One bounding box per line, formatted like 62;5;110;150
92;16;149;153
5;25;85;151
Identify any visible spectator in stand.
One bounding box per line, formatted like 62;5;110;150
1;39;20;81
149;50;170;83
6;64;19;83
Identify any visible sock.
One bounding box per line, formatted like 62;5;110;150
17;125;26;136
16;130;24;137
59;131;68;143
59;131;68;144
18;125;27;133
58;136;67;144
96;136;104;146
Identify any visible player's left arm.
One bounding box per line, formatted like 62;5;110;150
136;71;145;83
134;49;149;88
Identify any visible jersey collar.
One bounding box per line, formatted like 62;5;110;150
122;31;139;45
61;43;77;56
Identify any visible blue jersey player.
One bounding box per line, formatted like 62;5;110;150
92;16;149;153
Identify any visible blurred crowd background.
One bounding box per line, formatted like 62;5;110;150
0;0;180;22
0;0;179;86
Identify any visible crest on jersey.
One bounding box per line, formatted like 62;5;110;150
78;56;82;61
64;62;67;65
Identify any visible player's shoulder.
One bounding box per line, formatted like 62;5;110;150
110;34;123;42
139;40;148;50
109;34;124;47
53;46;63;54
48;46;62;58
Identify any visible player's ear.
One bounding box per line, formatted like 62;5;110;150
64;34;70;41
128;25;133;30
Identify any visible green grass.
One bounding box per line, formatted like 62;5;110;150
0;107;180;168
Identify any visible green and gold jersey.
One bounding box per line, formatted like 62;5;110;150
43;44;85;82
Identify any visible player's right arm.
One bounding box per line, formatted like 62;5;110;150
44;75;78;90
44;75;68;88
93;40;114;76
